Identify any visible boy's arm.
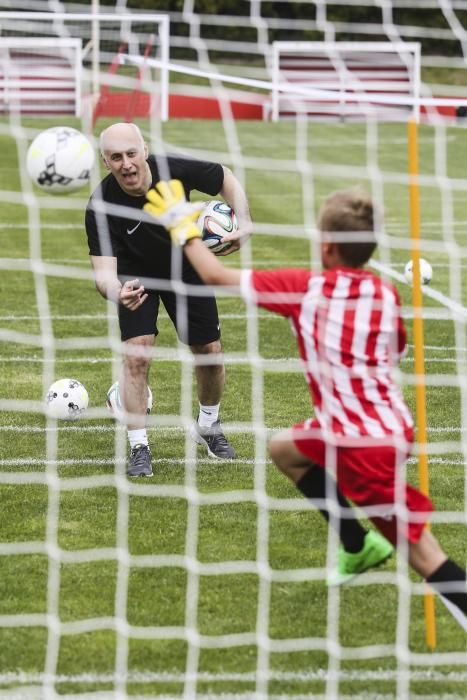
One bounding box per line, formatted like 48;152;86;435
184;238;241;287
144;179;242;288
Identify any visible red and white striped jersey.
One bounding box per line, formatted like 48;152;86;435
240;266;413;439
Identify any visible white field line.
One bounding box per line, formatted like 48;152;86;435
0;456;262;468
0;669;465;685
0;693;464;700
0;692;463;700
0;456;465;472
0;423;467;439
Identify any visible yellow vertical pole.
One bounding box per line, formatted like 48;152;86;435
407;118;436;649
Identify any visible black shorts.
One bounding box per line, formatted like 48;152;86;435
118;287;221;346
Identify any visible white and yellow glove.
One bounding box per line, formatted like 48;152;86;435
144;179;204;246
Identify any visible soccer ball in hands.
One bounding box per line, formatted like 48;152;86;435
404;258;433;285
26;126;95;194
106;381;153;423
197;200;238;255
45;378;89;420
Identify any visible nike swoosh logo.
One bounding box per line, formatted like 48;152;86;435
126;221;142;235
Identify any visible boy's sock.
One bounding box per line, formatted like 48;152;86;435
296;465;367;553
128;429;149;448
426;559;467;621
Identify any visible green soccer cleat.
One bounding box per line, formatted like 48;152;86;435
327;530;394;586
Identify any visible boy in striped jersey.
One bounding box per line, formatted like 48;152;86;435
144;180;467;631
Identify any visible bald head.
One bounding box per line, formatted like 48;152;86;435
99;122;145;158
99;122;151;196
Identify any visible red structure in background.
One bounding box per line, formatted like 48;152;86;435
91;35;267;123
92;36;158;126
93;90;265;120
91;43;458;122
91;90;457;120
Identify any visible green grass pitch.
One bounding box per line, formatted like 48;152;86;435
0;116;466;698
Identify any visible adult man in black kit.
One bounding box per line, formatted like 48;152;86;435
85;122;252;476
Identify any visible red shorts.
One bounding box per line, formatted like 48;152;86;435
292;419;433;544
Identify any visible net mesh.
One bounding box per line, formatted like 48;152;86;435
0;2;466;699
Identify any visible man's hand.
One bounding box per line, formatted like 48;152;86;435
144;180;204;245
119;279;148;310
216;222;254;256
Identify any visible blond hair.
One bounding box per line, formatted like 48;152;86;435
318;189;377;267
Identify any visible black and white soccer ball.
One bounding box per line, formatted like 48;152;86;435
106;381;153;423
404;258;433;285
26;126;95;194
197;200;238;254
45;378;89;420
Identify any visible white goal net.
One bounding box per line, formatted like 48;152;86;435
0;2;466;700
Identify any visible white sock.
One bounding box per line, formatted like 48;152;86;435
198;403;220;428
128;429;149;448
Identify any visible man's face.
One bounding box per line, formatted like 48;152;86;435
101;128;150;196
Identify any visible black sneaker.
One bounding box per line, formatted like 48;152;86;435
190;419;236;459
127;443;153;477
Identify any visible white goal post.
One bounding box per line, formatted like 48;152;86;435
271;41;421;122
0;11;170;121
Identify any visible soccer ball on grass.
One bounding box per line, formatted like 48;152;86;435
26;126;95;194
45;378;89;420
106;381;153;423
197;200;238;255
404;258;433;286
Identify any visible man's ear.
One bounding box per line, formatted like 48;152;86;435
101;154;110;170
144;142;149;159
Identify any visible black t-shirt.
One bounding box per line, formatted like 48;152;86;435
85;154;224;279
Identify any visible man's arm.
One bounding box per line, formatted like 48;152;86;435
217;166;253;255
91;255;148;310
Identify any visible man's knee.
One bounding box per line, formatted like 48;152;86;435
123;335;154;374
190;339;222;355
190;340;224;374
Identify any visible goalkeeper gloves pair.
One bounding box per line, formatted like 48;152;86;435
144;179;203;246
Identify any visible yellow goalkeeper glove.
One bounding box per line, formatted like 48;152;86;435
144;179;203;246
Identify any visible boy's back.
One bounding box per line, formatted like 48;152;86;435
242;265;414;439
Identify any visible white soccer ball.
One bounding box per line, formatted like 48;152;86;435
45;378;89;420
106;381;153;423
197;200;238;255
26;126;95;194
404;258;433;285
